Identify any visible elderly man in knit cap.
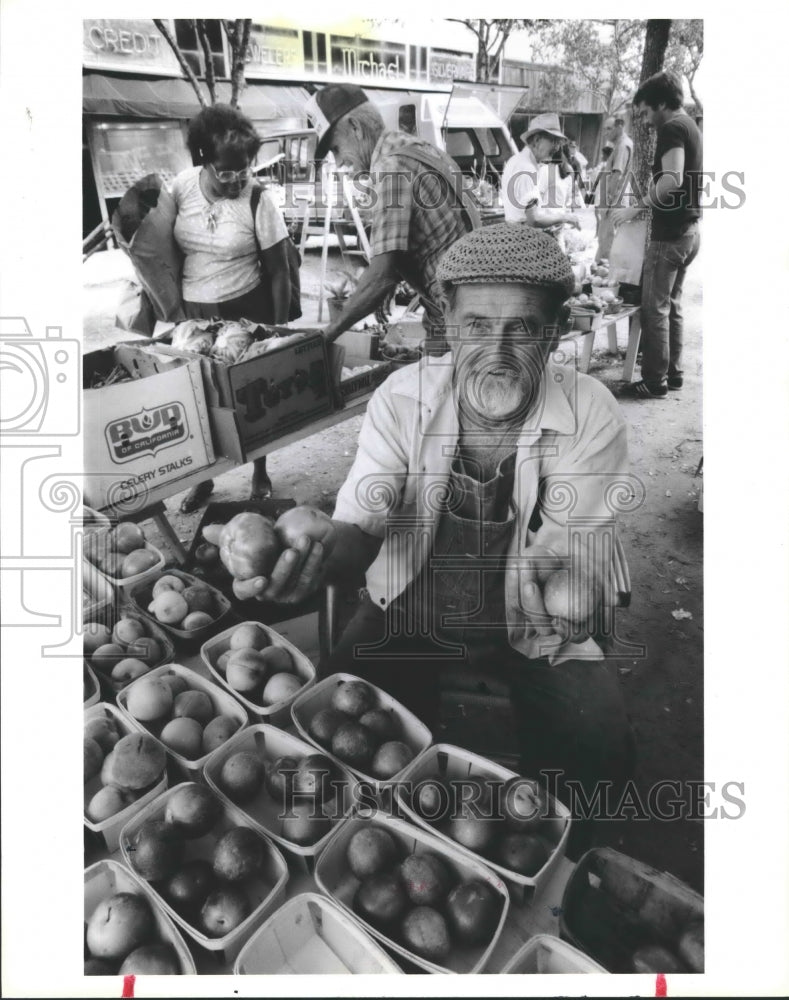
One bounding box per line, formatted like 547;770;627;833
215;224;635;849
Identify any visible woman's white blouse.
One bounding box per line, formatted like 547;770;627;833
171;166;288;304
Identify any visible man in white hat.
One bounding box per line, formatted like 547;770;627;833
501;113;582;232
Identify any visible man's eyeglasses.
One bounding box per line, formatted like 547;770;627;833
211;164;252;184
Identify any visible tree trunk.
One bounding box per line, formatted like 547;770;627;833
633;19;672;245
196;20;217;105
229;19;251;109
154;18;207;108
491;26;512;82
477;26;488;81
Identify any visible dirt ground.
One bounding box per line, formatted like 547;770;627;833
89;220;704;893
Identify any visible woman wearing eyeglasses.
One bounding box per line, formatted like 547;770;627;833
172;103;291;509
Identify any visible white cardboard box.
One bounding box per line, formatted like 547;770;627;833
83;342;214;510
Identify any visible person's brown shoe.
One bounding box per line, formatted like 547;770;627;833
250;469;273;500
179;479;214;513
250;480;273;501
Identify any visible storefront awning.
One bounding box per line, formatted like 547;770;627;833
83;73;310;122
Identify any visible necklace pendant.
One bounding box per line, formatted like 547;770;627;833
205;204;219;232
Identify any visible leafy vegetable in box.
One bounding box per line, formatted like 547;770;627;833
166;318;296;365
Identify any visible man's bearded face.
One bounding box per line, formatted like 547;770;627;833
446;283;561;425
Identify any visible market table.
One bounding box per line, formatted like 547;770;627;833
561;304;642;377
86;626;576;976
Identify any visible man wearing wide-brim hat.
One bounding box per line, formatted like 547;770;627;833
502;112;583;231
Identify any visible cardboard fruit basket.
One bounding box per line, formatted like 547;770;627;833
86;526;166;594
84;605;176;698
313;810;510;974
392;743;571;905
290;672;432;796
569;307;604;333
129;567;232;645
203;723;357;870
82;505;112;536
83;661;101;709
82;559;117;627
500;933;608;974
233;892;403;975
201;621;316;728
119;782;289;965
84;702;168;853
558;847;704;974
84;859;197;975
116;662;248;781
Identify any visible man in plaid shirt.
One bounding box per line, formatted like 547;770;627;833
306;84;478;344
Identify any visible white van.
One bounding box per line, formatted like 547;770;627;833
254;83;526;231
370;83;525;193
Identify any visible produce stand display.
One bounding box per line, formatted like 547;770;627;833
85;623;574;975
83;520;703;979
82;316;699;979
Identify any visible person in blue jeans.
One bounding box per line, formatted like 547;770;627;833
612;71;702;399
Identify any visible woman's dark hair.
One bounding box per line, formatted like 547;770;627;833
633;71;684;112
187;103;262;165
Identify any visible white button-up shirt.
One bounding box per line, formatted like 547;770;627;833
334;355;629;662
501;145;543;223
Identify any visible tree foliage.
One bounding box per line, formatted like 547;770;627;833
532;18;703;117
665;19;704;111
447;19;544;83
532;19;645;115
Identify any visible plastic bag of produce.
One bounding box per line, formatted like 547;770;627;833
609;219;647;286
111;174;185;327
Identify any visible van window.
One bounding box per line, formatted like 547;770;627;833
445;130;475;157
398;104;417;135
478;128;505;156
257;139;282;165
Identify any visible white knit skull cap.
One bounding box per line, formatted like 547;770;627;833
437;222;575;297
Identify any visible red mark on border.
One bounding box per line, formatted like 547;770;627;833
655;972;667;996
122;974;135;997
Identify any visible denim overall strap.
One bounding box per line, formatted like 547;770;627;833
392;451;517;649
